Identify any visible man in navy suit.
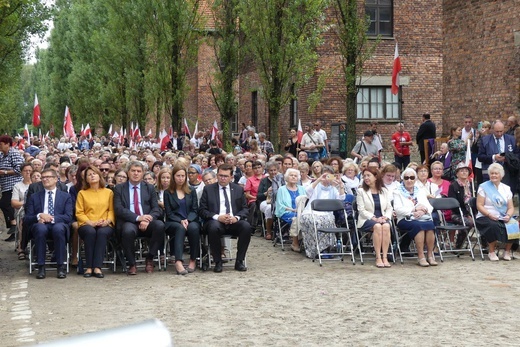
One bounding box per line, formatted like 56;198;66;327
416;113;436;164
114;161;165;275
478;120;518;191
25;168;73;279
199;163;252;272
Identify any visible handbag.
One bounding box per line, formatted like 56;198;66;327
505;219;520;240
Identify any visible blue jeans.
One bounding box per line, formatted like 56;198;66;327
306;151;319;161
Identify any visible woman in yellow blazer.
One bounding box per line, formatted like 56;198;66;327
76;166;115;278
356;167;394;268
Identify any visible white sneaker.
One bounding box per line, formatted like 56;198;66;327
488;252;499;261
503;251;511;261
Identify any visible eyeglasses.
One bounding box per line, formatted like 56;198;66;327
403;176;416;181
100;168;109;172
41;176;56;180
116;175;127;179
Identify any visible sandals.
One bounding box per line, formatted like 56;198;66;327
375;259;385;268
265;233;273;240
418;258;430;267
17;252;26;260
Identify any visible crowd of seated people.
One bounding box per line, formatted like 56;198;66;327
5;116;520;280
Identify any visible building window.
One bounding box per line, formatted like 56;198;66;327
290;84;297;128
357;87;399;120
366;0;393;37
251;91;258;128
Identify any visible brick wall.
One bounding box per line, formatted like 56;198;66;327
443;0;520;129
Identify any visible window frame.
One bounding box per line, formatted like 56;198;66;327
365;0;393;37
356;86;401;120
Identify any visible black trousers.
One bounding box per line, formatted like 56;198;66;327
0;190;14;227
205;220;252;262
119;220;165;265
78;225;114;268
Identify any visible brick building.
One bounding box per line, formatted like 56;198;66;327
184;0;519;158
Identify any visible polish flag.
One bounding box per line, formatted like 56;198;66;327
119;127;125;144
465;140;474;181
17;134;25;149
84;123;92;138
63;106;75;138
297;119;303;143
183;118;191;137
193;120;198;136
24;124;30;146
147;128;152;137
160;129;170;151
133;125;141;142
211;120;218;140
391;42;402;95
32;94;41;127
80;124;85;137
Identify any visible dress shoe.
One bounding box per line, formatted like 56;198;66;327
145;259;154;273
36;266;46;279
234;260;247;272
176;269;188;275
94;271;104;278
57;266;67;279
417;258;430;267
213;261;223;273
127;265;137;275
83;271;92;278
4;234;15;242
7;225;16;234
187;267;196;273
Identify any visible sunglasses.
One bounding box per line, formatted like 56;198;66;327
100;168;110;172
403;176;416;180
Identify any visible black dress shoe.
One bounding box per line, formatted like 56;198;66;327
213;261;223;273
36;267;46;279
4;234;15;242
83;272;92;278
234;260;247;272
57;266;67;279
94;272;104;279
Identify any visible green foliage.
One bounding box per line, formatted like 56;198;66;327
238;0;328;151
210;0;240;152
332;0;379;151
0;0;50;133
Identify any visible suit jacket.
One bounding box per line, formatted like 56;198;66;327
356;187;393;227
24;181;68;209
477;133;517;171
199;182;249;221
416;120;436;145
25;189;73;226
114;181;162;229
164;188;199;223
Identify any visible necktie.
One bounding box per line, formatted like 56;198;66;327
222;186;230;214
496;138;501;154
48;191;54;215
133;186;141;215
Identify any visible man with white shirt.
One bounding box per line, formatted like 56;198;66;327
314;120;329;159
199;164;251;272
25;168;73;279
461;116;476;142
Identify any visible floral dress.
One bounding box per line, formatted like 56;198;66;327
448;137;466;169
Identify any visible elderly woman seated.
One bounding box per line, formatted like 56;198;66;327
475;163;515;261
275;168;307;252
393;168;437;267
300;165;345;258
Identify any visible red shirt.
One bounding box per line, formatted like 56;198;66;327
244;175;264;204
391;131;412;156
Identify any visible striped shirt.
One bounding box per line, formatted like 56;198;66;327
0;148;23;192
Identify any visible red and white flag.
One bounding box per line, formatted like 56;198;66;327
84;123;92;138
465;140;474;181
183;118;191;137
119;127;124;144
108;124;113;136
297;119;303;144
193;120;198;136
80;124;85;137
17;133;25;149
211;120;218;140
391;42;402;95
147;128;152;137
63;106;75;138
24;124;30;146
32;94;41;127
133;123;141;141
160;129;170;151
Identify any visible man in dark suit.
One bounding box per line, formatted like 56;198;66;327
199;163;252;272
478;120;519;191
25;168;73;279
114;161;165;275
416;113;436;164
